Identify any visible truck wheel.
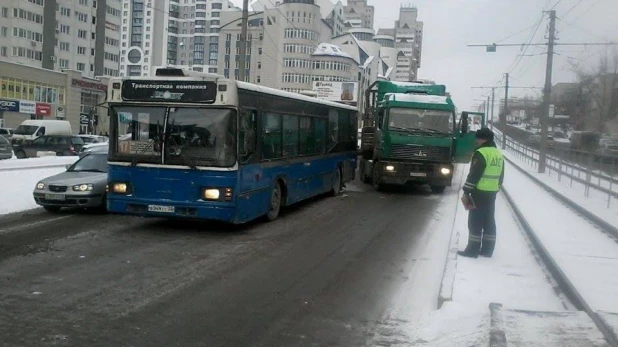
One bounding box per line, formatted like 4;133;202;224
360;161;370;184
430;185;446;194
330;167;342;196
372;163;383;191
266;181;282;221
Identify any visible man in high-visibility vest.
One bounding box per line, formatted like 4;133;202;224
458;127;504;258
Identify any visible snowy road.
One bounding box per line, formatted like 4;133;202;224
0;175;458;347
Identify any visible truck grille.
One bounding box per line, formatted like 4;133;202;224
391;144;450;161
49;185;68;192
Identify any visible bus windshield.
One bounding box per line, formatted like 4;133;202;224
388;108;453;134
110;106;236;167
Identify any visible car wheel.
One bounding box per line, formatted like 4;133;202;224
43;206;61;213
15;150;26;159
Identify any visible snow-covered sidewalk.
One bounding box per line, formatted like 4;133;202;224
452;192;569;312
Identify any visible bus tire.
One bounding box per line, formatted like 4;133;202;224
430;185;446;194
266;181;283;221
330;166;342;196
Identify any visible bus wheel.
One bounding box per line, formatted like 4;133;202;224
430;185;446;194
266;181;282;221
372;163;383;191
330;167;342;196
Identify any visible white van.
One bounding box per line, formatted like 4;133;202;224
12;120;72;143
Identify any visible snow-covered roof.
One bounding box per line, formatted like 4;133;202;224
385;93;450;105
312;43;357;62
236;81;357;111
390;81;427;88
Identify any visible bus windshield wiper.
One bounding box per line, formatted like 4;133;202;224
131;139;155;167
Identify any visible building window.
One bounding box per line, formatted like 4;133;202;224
59;59;69;68
77;46;86;55
77;63;85;71
78;29;88;39
61;7;71;16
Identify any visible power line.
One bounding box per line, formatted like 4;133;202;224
562;0;585;18
550;0;563;9
509;13;546;74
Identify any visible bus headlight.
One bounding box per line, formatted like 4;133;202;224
203;188;220;200
112;182;129;194
385;165;395;171
440;167;451;175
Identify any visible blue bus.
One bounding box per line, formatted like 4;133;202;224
105;68;358;224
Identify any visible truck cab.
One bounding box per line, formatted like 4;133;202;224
359;81;457;193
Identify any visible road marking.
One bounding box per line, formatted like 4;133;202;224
0;215;74;235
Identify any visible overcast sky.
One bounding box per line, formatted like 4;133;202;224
240;0;617;113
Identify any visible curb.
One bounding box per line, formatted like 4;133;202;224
489;302;507;347
503;155;618;240
437;230;459;309
437;165;466;309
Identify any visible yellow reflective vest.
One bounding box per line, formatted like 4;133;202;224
475;147;504;192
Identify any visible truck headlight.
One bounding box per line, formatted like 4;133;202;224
440;167;451;175
385;165;395;171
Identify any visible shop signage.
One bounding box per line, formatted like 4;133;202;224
19;100;36;114
36;103;52;116
72;79;107;92
0;98;19;112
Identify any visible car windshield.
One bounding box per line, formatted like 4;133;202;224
388;108;453;134
14;125;38;135
109;106;236;167
68;154;108;172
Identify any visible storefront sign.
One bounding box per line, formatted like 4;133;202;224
19;100;36;114
121;80;217;103
0;98;19;112
312;81;359;103
72;79;107;92
80;113;90;125
36;103;52;116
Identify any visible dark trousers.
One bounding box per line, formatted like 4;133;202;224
465;191;498;256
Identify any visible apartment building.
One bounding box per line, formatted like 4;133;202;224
118;0;239;77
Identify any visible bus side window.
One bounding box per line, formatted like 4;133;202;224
239;109;257;162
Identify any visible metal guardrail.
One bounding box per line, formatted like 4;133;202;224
494;131;618;207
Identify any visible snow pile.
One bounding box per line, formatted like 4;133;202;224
311;43;355;60
0;166;70;214
0;156;77;171
370;302;489;347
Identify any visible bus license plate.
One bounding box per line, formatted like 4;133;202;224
45;194;65;201
148;205;175;213
410;172;427;177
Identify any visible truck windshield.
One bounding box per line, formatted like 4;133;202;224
388;108;452;134
14;125;39;135
109;105;236;168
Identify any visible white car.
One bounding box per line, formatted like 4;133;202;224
79;142;108;157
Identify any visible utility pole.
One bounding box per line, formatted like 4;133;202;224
237;0;249;82
502;73;509;150
538;10;556;174
490;87;495;130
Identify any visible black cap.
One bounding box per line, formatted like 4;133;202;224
475;127;494;141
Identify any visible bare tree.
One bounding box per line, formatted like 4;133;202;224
569;50;618;133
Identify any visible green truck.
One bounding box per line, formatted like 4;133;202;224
359;81;481;193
